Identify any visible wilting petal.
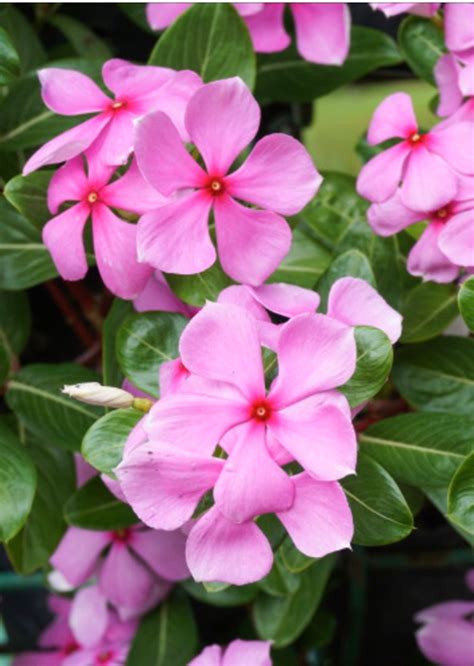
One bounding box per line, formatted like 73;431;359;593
223;640;272;666
243;4;290;52
445;3;474;53
137;192;215;274
401;146;458;212
50;527;109;586
226;133;321;215
185;77;260;174
39;68;110;115
416;618;474;666
214;194;292;285
179;301;264;398
214;421;294;523
367;189;422;236
47;156;88;214
43;202;89;281
188;645;222;666
146;2;190;29
99;543;156;612
429;123;474;175
367;92;418;144
101;159;168;214
327;277;402;343
434;55;463;117
69;586;109;648
251;283;320;317
438;210;474;266
131;528;189;581
292;3;350;65
116;442;224;529
277;473;353;557
186;506;273;585
356;142;410;203
270;313;356;405
92;203;153;299
407;222;460;283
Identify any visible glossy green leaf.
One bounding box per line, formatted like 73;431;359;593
279;537;316;574
6;363;102;450
400;282;458;343
149;3;256;88
259;551;301;597
167;262;231;307
102;299;134;387
447;453;474;537
398;15;445;85
116;312;187;397
268;228;331;288
393;336;474;416
0;4;46;73
0;419;36;542
0;25;20;84
48;14;112;60
359;413;474;488
256;26;401;102
64;476;137;530
425;486;474;547
340;326;393;407
0;290;30;382
0;344;8;384
342;452;413;546
182;579;258;607
82;408;143;477
458;276;474;331
126;589;198;666
317;251;376;309
4;171;53;229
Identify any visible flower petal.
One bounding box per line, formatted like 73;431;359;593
438;210;474;266
99;542;157;612
47;156;88;214
356;142;410;203
38;68;110;115
445;3;474;53
186;506;273;585
89;110;136;166
277;473;353;557
185;77;260;174
223;640;272;666
217;285;271;321
188;645;222;666
400;146;458;211
69;586;109;648
43;202;90;281
415;600;474;623
131;528;189;581
292;3;351;65
50;526;109;586
434;55;463;117
102;58;173;98
367;189;423;236
100;159;168;214
146;3;191;29
429;122;474;175
243;4;290;52
407;222;460;283
251;283;320;317
416;618;474;666
133;272;193;316
367;92;418;144
214;194;292;285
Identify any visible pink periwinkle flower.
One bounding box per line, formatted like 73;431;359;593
135;77;321;285
370;3;440;18
356;92;474;212
133;271;197;317
444;4;474;65
50;523;189;619
23;59;201;175
147;3;351;65
188;639;272;666
43;153;167;299
434;53;474;118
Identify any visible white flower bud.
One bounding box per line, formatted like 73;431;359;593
48;569;75;592
62;382;134;408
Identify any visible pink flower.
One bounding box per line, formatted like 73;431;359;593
370;3;440;18
50;523;189;618
23;59;202;175
368;181;474;282
444;4;474;64
147;3;351;65
356;92;474;211
116;301;356;584
434;54;474;118
133;271;197;317
188;639;272;666
43;153;166;299
135;77;321;285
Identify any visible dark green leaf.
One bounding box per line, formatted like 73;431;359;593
0;4;46;73
4;170;53;229
447;453;474;537
0;344;8;384
398;15;445;85
317;250;375;309
48;14;112;60
102;299;134;386
167;262;231;307
120;4;154;33
279;537;316;574
259;551;301;597
268;228;331;288
400;282;458;343
182;579;258;607
0;289;30;378
392;336;474;416
0;25;20;84
425;486;474;547
64;476;137;530
458;276;474;331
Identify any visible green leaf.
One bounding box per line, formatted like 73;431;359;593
48;14;112;60
253;555;335;648
0;344;8;384
64;476;137;530
82;408;142;477
398;15;445;85
317;250;375;309
359;413;474;488
0;290;31;376
167;262;231;307
6;363;102;450
342;452;413;546
268;228;331;288
0;418;36;542
400;282;458;343
392;336;474;416
6;442;75;573
120;4;154;33
458;276;474;331
0;25;20;84
256;26;401;103
126;589;198;666
116;312;187;397
426;486;473;547
279;537;316;574
0;5;46;73
4;170;53;229
259;552;301;597
341;326;393;407
447;453;474;537
182;579;258;607
0;198;58;289
149;3;256;88
102;299;134;386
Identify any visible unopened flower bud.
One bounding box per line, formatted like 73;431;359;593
62;382;134;408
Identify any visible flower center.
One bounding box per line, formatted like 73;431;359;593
408;131;425;146
87;191;99;204
111;100;125;110
97;652;114;664
62;641;79;656
207;177;225;196
251;399;272;422
111;528;131;544
431;204;452;223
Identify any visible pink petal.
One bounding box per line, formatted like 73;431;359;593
407;222;460;283
217;285;271;322
43;202;90;281
133;272;193;316
146;3;190;29
251;283;320;317
131;528;189;581
327;277;403;343
459;62;474;96
101;159;168;214
102;58;173;99
367;92;418;144
159;358;192;396
292;3;351;65
416;600;474;623
101;474;128;503
38;68;110;115
356;142;411;203
185;77;260;174
188;645;222;666
137;191;215;274
445;3;474;54
185;506;273;585
416;618;474;666
74;454;96;488
429;122;474;175
83;146;116;190
214;193;292;285
116;442;224;530
400;146;458;212
50;527;109;586
179;301;264;398
135;111;206;196
434;55;463;117
243;4;290;52
367;189;423;236
226;133;321;215
223;640;272;666
269;400;357;480
69;586;109;648
214;421;294;523
40;596;73;648
270;313;356;406
438;210;474;266
277;473;353;557
47;156;88;214
371;3;440;17
99;542;156;612
92;203;153;299
89;110;136;167
234;4;264;17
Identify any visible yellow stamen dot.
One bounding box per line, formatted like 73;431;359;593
255;406;267;418
210;180;222;192
87;192;98;204
410;132;421;143
111;101;123;110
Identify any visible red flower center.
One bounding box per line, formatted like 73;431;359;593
206;176;225;196
111;528;131;544
97;651;114;664
87;191;99;205
62;641;80;656
431;203;453;223
110;99;126;111
251;399;273;422
407;131;425;147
